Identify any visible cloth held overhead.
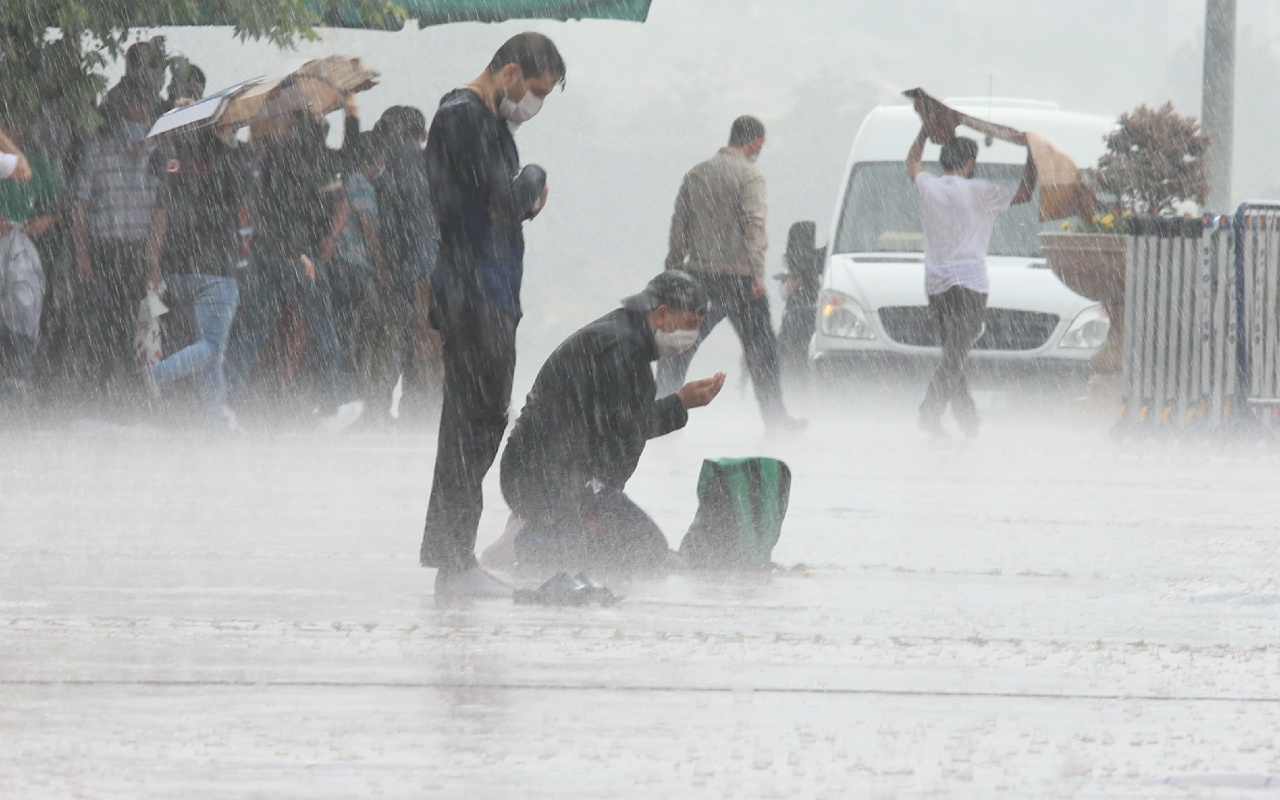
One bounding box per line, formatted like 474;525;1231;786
903;88;1093;221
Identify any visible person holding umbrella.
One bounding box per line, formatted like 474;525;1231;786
419;32;565;598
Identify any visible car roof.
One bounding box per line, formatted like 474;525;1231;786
848;101;1115;167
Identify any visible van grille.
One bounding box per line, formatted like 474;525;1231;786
878;307;1060;351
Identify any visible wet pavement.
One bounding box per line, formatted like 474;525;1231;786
2;392;1279;797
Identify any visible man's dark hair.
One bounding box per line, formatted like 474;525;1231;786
168;63;206;101
729;115;765;147
374;105;426;144
487;32;566;88
179;65;207;94
622;270;710;315
940;136;979;172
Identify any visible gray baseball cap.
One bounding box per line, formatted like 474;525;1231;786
622;270;711;315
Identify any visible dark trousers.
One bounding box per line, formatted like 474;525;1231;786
920;286;987;425
326;261;373;388
0;328;36;389
225;257;349;410
501;448;668;572
80;239;148;403
656;273;785;420
419;306;518;570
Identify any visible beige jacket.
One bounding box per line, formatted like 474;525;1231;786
665;147;768;278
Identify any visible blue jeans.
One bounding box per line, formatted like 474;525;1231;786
149;274;238;422
225;257;349;409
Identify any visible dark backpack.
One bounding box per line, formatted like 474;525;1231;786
679;457;791;569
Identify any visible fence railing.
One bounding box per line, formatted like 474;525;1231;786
1118;203;1280;436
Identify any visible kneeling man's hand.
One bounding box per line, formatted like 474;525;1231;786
677;372;726;409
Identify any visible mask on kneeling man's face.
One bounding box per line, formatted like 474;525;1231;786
655;328;699;357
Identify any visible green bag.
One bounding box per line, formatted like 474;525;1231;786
679;457;791;569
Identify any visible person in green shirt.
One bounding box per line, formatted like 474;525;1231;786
0;124;61;397
0;150;60;236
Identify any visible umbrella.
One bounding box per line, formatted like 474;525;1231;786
147;56;379;139
146;79;262;139
903;87;1093;222
221;55;380;129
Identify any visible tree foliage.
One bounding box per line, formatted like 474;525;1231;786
0;1;402;135
1094;102;1212;215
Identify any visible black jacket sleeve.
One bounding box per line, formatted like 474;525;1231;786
587;342;688;485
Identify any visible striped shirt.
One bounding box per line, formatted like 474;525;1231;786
335;172;378;274
74;134;159;242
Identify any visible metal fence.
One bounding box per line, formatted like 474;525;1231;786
1118;203;1280;436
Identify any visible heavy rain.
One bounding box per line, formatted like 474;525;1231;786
3;0;1280;796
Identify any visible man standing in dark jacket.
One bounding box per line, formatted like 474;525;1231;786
420;32;563;597
500;271;726;572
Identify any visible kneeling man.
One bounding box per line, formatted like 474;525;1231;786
500;271;725;571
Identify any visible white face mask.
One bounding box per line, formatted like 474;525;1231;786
499;84;543;133
746;151;760;164
655;327;700;357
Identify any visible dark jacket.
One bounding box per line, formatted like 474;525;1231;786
425;88;542;322
152;133;251;278
253;127;341;265
375;141;437;288
504;307;689;489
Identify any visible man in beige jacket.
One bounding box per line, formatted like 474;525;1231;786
658;116;803;430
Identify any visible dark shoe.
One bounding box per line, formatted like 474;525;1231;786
513;572;621;606
919;414;950;439
434;566;513;599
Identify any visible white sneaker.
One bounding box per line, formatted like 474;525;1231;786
319;400;365;435
434;566;513;599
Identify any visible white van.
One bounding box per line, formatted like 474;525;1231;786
810;98;1114;384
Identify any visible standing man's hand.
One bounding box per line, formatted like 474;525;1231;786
751;277;766;300
343;93;359;118
528;184;549;219
677;371;727;409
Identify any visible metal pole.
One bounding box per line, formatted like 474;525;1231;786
1202;0;1236;213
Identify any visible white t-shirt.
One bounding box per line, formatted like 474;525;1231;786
914;171;1018;295
0;153;17;180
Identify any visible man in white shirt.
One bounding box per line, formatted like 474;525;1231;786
906;128;1036;437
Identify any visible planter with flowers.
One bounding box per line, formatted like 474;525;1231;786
1040;102;1211;377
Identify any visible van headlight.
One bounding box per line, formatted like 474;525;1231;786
818;290;876;340
1059;305;1110;349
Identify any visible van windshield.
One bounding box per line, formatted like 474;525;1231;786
832;162;1052;258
